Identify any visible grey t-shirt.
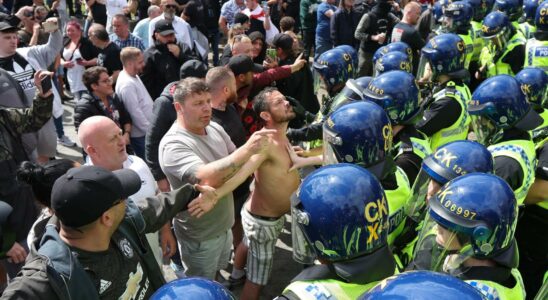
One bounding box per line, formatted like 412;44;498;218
159;121;236;242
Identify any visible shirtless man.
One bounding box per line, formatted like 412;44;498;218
189;87;301;300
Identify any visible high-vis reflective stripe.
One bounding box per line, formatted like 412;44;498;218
386;167;411;245
531;109;548;147
283;279;380;299
488;140;537;205
429;82;472;150
395;133;432;161
471;22;485;62
466;268;526;300
519;22;536;39
525;39;548;73
481;32;526;77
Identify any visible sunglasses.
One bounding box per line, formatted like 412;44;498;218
165;4;177;8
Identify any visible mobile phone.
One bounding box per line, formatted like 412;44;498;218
261;1;269;11
75;58;83;64
266;48;276;61
42;21;59;33
40;75;52;94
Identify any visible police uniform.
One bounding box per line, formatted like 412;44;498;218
487;131;537;205
531;109;548;147
519;22;537;39
465;268;526;300
524;38;548;73
393;126;432;185
479;31;526;77
278;247;397;300
416;80;471;151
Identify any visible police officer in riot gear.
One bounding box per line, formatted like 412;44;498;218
151;278;235;299
520;0;539;39
438;1;477;70
410;173;526;300
416;33;472;151
278;164;396;299
477;11;526;78
372;51;413;77
524;1;548;72
515;67;548;147
468;75;542;205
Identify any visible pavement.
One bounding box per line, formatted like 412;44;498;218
55;98;302;299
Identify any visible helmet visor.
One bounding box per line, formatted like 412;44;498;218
412;214;474;274
470;115;498;145
313;69;325;95
290;193;316;264
323;127;342;165
417;56;434;86
405;169;433;222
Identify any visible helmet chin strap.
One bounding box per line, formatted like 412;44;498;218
442;244;473;274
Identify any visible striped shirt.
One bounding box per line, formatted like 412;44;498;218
109;33;145;51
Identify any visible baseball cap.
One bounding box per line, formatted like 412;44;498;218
272;33;293;52
154;19;175;36
51;166;141;228
227;54;256;76
180;59;208;79
0;21;17;32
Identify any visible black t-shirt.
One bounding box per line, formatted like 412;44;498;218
391;22;424;72
90;1;107;26
71;232;154;299
97;42;122;75
212;105;246;148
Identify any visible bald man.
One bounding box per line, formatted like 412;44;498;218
391;1;425;72
78;116;178;264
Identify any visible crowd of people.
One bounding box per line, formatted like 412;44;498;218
0;0;547;298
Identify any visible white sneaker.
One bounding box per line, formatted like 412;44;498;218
58;135;76;147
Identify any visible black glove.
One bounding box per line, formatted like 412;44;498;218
319;95;333;116
286;96;307;118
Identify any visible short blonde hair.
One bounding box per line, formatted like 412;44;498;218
120;47;142;66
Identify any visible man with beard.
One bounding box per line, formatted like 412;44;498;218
115;47;153;159
147;0;192;49
141;19;197;99
190;87;301;299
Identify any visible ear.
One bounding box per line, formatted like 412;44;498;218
173;101;183;114
237;73;246;82
85;144;97;156
91;82;99;91
100;209;115;228
259;111;271;122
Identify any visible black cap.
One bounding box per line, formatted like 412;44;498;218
154;19;175;36
272;33;293;51
234;12;249;26
0;21;16;32
51;166;141;228
227;54;255;75
180;59;208;79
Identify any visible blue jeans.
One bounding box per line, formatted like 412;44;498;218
53;116;64;138
314;37;333;60
130;136;146;159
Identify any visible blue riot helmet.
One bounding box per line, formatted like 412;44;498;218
465;0;483;21
443;1;474;32
323;101;394;180
536;1;548;31
364;70;421;125
335;45;359;78
151;278;235;300
329;76;373;113
523;0;540;23
481;11;514;56
406;141;494;223
313;48;354;95
292;164;392;262
417;33;467;84
433;1;445;23
516;67;548;110
373;51;413;77
360;271;487;300
373;42;414;65
493;0;523;21
413;173;519;273
469;75;543;145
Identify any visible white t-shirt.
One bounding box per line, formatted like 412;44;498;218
148;15;192;50
62;47;87;93
115;70;154;138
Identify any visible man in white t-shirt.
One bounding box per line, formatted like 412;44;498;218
78;116;178;266
148;0;192;49
115;47;153;159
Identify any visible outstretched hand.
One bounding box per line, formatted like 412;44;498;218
188;184;219;218
286;143;322;172
245;128;277;154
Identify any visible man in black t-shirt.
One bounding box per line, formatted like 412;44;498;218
88;23;122;82
391;1;424;74
2;166;212;299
